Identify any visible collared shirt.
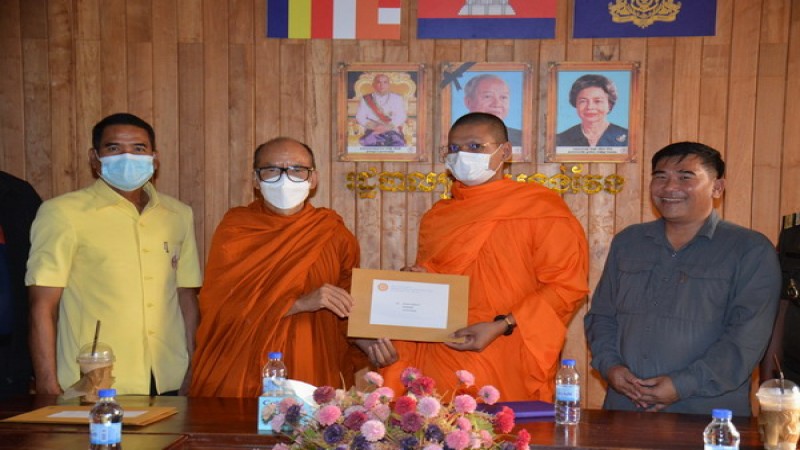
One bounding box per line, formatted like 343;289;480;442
26;180;202;394
585;211;781;415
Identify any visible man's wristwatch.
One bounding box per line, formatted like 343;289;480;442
494;314;516;336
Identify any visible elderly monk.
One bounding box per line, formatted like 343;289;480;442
370;113;589;401
190;137;360;397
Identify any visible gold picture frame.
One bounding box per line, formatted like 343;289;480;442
546;61;640;163
337;63;427;162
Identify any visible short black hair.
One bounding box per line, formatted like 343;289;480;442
652;141;725;178
253;137;316;169
92;113;156;150
450;112;509;143
568;74;618;112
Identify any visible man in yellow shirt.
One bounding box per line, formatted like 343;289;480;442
26;113;202;395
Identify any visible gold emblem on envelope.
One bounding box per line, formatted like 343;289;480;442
608;0;681;29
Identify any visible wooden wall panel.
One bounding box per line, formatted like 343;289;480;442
2;0;800;409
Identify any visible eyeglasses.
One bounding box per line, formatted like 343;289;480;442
439;142;505;155
255;166;314;183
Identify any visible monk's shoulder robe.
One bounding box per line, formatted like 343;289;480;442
382;179;588;401
189;201;360;397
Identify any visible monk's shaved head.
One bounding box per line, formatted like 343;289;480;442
450;112;509;143
253;137;316;169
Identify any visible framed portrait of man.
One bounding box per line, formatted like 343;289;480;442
545;61;640;163
337;63;427;162
440;62;533;162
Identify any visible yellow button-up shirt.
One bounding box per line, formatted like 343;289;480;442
26;180;202;394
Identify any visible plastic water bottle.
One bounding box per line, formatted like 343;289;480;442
703;409;740;450
89;388;123;449
555;359;581;424
262;351;287;396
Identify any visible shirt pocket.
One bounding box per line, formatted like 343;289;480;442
671;265;732;322
616;258;656;313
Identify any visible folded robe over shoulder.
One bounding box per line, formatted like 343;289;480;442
382;179;589;401
189;201;360;397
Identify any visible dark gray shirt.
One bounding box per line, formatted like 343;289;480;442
585;211;781;415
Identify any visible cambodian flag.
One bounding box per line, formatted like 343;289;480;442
417;0;556;39
267;0;401;39
574;0;717;38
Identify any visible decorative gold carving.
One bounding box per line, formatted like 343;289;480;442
345;165;625;199
608;0;681;29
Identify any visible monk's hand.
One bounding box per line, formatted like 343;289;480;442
400;264;427;272
288;284;353;318
637;375;678;411
354;338;399;368
606;365;648;407
444;321;505;352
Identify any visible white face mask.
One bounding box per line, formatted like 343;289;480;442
445;146;503;186
98;152;155;191
259;174;310;211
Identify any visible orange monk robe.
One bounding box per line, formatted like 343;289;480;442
189;201;360;397
382;179;588;401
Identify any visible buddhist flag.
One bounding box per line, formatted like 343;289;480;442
573;0;717;38
267;0;401;39
417;0;556;39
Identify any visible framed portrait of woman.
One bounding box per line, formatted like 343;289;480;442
337;63;428;162
440;62;533;162
545;61;640;163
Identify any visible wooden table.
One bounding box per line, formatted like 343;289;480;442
0;395;770;449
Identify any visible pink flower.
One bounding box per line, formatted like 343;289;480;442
400;367;422;387
273;444;290;450
494;405;515;434
455;370;475;387
374;386;395;400
371;403;391;422
423;445;443;450
313;386;336;404
360;419;386;442
343;410;368;430
394;395;417;415
364;392;381;409
364;371;384;386
453;394;477;413
445;430;471;450
278;396;299;413
270;414;285;431
479;429;493;446
316;404;342;426
515;429;531;450
455;416;472;431
417;396;441;418
409;376;436;396
478;385;500;405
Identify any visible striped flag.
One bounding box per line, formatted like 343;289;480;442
267;0;402;39
417;0;556;39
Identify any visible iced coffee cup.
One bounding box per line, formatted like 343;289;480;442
74;342;115;403
757;378;800;450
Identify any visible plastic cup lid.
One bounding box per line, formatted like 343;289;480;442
77;342;115;363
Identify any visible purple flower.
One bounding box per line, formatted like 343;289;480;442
400;367;422;387
400;412;424;433
422;445;443;450
349;434;369;450
343;410;368;430
417;396;441;418
453;394;477;413
323;423;346;444
313;386;336;404
400;435;419;450
445;430;471;450
284;404;302;425
360;419;386;442
478;385;501;405
317;404;342;426
424;424;445;443
455;370;475;387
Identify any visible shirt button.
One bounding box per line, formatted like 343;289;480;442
147;303;154;308
148;330;155;336
143;248;150;253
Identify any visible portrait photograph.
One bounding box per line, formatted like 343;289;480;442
337;63;427;162
440;62;533;162
546;61;640;163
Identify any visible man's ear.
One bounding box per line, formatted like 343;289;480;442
501;142;512;161
712;178;725;199
309;169;319;191
88;148;101;174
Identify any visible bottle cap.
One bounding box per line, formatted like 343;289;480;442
562;359;576;366
711;409;732;419
268;351;283;360
98;388;116;398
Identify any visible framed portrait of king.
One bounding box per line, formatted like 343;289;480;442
338;63;428;162
546;61;640;163
440;62;533;162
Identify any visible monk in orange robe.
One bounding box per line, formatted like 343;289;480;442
190;137;361;397
375;113;589;401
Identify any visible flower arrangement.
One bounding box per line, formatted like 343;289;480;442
269;368;531;450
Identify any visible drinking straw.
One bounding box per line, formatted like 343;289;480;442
91;320;101;355
774;354;786;394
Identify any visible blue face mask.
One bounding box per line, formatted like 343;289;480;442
98;153;155;191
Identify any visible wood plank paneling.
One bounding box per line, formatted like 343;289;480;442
3;0;800;409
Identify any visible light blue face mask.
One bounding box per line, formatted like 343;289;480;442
98;152;155;191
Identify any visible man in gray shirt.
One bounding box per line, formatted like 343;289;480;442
585;141;780;416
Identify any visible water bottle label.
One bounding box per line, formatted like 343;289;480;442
90;422;122;444
556;384;580;402
704;445;737;450
263;377;282;394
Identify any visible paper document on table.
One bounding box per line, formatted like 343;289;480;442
370;279;449;329
348;268;469;342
